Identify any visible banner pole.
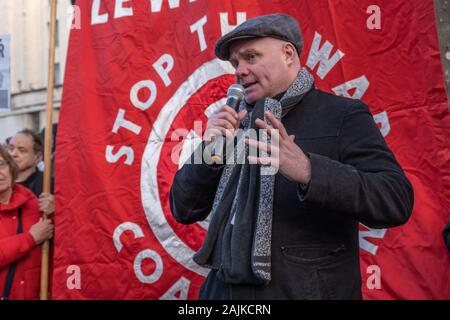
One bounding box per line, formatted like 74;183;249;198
40;0;58;301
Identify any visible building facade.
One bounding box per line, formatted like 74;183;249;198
0;0;72;142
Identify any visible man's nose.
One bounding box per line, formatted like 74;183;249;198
235;63;249;77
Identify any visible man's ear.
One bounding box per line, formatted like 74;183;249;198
35;152;43;165
283;42;296;65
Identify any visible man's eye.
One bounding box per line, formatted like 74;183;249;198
247;54;257;62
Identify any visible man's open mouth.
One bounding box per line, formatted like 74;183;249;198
243;81;257;89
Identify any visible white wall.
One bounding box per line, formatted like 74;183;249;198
0;113;33;142
0;0;72;142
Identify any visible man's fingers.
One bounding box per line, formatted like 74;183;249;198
254;119;281;147
247;155;272;166
265;112;289;138
212;118;236;131
238;109;248;120
254;118;274;134
39;192;51;198
215;111;239;128
245;138;272;154
222;105;239;120
205;127;235;144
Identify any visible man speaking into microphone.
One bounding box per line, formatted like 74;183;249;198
169;13;414;299
209;83;245;163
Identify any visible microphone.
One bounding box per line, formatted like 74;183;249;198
211;84;245;163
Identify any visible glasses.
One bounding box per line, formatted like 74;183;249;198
0;160;9;168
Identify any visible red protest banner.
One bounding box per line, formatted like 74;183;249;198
53;0;450;299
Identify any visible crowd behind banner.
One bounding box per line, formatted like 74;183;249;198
0;128;54;300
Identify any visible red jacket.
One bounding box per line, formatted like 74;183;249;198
0;184;41;300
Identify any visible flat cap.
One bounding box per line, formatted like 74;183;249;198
215;13;303;60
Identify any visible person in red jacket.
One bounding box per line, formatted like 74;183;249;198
0;145;53;300
7;129;54;215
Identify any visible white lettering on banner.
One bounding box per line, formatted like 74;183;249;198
160;277;190;300
153;54;175;87
134;249;163;284
150;0;180;13
306;32;345;80
332;75;370;100
114;0;133;19
112;109;143;134
366;265;382;289
91;0;134;25
89;0;200;25
106;52;177;166
220;12;247;36
190;16;208;52
113;222;145;252
66;265;81;290
113;223;165;287
373;111;391;137
307;32;372;100
91;0;109;25
359;225;387;255
150;0;198;13
106;145;134;165
130;80;158;111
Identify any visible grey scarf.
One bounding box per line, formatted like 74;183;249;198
193;68;314;284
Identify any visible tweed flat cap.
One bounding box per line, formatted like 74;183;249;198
215;13;303;60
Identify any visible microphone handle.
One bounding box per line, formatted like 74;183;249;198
210;96;241;163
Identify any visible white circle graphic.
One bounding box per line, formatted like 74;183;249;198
141;58;234;276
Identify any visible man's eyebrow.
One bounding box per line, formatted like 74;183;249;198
230;48;259;60
240;48;258;55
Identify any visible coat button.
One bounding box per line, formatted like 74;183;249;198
20;280;25;285
12;216;16;220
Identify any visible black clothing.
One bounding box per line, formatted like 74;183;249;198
170;88;414;299
18;170;54;197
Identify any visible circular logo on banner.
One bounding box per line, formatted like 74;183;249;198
141;58;235;276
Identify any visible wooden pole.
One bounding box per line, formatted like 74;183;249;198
40;0;58;300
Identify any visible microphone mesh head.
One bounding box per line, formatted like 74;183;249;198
227;84;245;100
